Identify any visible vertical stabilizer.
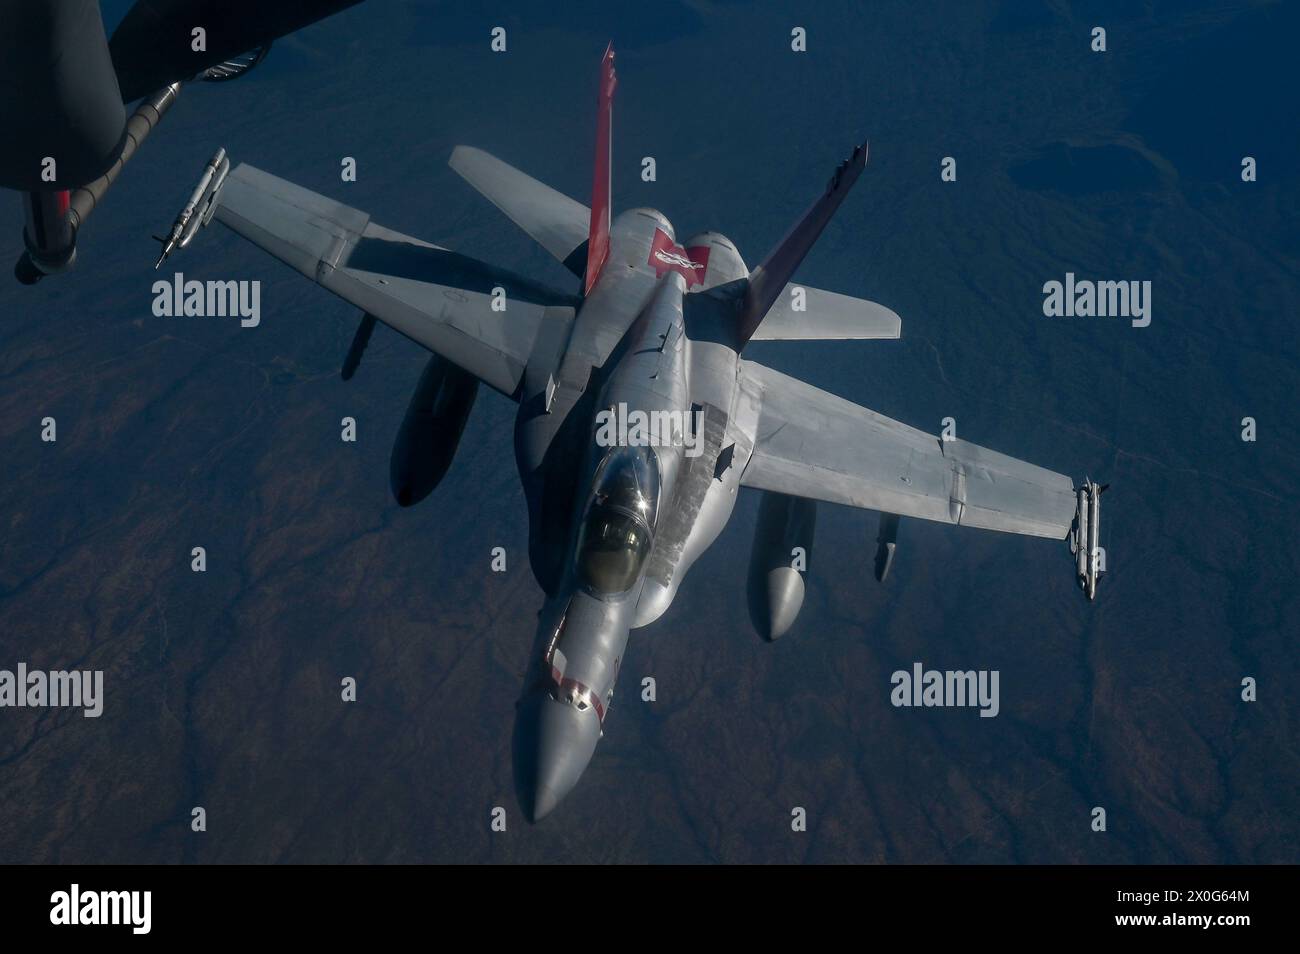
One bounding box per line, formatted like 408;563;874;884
736;142;868;344
584;43;617;295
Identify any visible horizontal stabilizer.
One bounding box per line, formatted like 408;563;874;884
750;284;900;340
449;146;591;276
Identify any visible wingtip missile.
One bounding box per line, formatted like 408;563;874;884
152;147;229;268
1070;479;1106;600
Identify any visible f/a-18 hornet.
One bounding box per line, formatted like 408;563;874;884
184;44;1105;820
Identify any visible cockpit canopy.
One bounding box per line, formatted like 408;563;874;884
575;446;661;595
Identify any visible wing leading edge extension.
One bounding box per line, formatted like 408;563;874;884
213;163;578;397
740;361;1076;539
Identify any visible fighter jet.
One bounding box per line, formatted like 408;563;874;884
189;44;1105;820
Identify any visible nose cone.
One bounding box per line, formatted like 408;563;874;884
514;694;602;822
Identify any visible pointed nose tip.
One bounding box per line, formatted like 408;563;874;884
530;782;562;823
516;695;601;823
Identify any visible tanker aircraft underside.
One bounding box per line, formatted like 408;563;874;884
181;44;1105;820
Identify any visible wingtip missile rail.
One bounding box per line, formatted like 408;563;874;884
153;147;230;268
1069;479;1108;600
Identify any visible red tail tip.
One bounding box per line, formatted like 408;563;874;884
584;42;617;295
599;42;617;98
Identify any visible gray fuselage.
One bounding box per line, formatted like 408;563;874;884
512;209;759;820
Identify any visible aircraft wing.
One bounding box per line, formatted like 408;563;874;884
739;361;1076;539
213;163;578;398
